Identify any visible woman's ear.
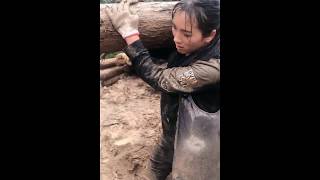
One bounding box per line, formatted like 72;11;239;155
204;29;217;43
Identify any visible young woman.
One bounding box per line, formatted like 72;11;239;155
106;0;220;179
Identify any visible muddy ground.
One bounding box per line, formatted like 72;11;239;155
100;75;162;180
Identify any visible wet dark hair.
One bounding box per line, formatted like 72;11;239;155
172;0;220;38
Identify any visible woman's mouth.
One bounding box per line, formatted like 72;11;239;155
176;45;184;49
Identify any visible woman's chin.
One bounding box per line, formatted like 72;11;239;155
177;48;186;54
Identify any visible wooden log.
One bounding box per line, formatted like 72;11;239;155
100;1;177;53
100;65;129;80
100;53;131;69
101;75;122;87
100;57;118;69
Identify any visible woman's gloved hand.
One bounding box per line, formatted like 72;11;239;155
105;0;140;39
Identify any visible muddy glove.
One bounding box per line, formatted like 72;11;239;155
115;52;132;66
105;0;139;39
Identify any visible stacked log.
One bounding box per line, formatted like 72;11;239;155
100;53;131;87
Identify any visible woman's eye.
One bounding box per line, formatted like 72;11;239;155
184;34;191;37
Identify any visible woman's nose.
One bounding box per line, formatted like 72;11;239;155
174;33;182;44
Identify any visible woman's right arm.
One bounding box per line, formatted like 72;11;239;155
123;40;220;94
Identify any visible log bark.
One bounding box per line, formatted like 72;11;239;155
100;1;177;53
100;57;118;69
100;53;131;69
102;75;122;87
100;65;129;80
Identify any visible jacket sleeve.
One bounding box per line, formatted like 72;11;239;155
123;40;220;94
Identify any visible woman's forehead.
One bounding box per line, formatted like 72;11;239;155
173;10;198;29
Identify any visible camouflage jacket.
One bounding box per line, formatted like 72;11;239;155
124;40;220;130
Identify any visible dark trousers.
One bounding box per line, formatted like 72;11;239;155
149;119;176;180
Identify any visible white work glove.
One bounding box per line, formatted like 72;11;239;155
105;0;139;39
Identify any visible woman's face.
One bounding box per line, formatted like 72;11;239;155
172;10;215;55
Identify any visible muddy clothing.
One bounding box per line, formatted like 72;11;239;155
124;40;220;112
123;39;220;180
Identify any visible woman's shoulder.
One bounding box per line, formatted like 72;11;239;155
192;58;220;67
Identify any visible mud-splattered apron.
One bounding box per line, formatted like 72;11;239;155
172;95;220;180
